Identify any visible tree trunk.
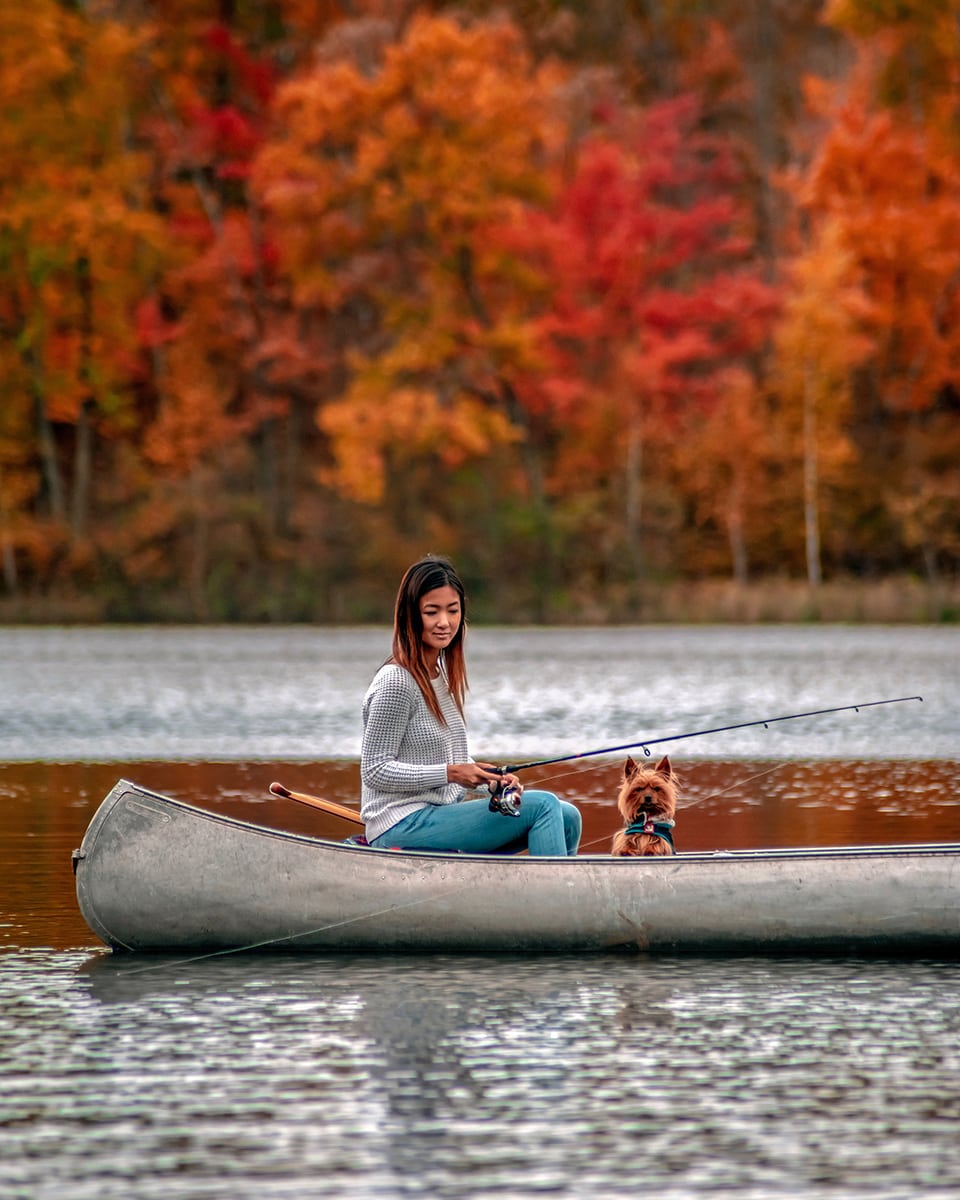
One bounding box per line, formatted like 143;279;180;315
921;542;940;587
498;378;552;622
0;467;18;594
803;364;822;589
748;0;781;277
257;417;282;537
72;255;95;542
283;394;302;538
29;358;66;522
71;399;93;541
189;465;210;620
727;468;748;585
1;537;15;594
625;407;643;581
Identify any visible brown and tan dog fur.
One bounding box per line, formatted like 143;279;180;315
611;755;678;857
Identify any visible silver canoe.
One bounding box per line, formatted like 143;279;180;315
73;779;960;956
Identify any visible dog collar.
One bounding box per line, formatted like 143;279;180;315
625;813;676;850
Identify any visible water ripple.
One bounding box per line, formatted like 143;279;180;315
0;625;956;760
2;952;959;1198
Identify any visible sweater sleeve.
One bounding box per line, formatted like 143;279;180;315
360;667;450;794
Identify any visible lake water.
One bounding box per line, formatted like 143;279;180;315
1;623;956;760
2;624;959;1198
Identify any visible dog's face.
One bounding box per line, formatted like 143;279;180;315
616;755;677;824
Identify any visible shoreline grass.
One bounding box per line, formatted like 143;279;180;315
0;574;957;625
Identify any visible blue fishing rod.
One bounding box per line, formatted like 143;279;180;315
497;695;923;777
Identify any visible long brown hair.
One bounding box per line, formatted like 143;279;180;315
390;556;468;723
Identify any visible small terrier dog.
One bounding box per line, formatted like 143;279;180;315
611;755;678;856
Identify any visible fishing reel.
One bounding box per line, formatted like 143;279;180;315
488;773;522;817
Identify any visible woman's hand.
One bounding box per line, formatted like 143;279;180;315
496;771;523;794
446;761;523;793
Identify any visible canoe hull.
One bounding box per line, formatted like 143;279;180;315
74;781;960;955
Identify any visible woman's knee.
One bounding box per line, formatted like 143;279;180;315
561;801;582;834
522;789;561;817
560;801;582;852
523;791;580;840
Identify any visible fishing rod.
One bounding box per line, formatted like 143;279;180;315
499;695;923;774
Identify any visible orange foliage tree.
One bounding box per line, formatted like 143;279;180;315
825;0;960;136
133;15;282;615
675;367;775;585
792;44;960;578
771;219;873;586
252;14;565;519
0;0;167;589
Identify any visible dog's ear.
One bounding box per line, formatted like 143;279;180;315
655;755;672;778
623;756;637;779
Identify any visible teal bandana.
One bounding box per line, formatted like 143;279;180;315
624;812;676;851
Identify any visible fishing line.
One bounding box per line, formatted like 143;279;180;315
572;762;788;852
521;760;622;793
537;759;786;808
675;762;788;811
119;883;478;974
499;696;923;774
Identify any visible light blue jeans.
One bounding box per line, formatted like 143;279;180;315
370;791;581;856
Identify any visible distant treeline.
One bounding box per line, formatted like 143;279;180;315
0;1;957;622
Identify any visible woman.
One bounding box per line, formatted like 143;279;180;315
361;556;581;856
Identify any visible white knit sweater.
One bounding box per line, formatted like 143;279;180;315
360;663;472;842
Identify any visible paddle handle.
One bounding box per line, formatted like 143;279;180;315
269;782;364;826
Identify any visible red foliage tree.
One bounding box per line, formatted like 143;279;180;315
506;97;779;583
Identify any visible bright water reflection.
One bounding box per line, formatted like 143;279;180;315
2;951;958;1199
0;624;956;760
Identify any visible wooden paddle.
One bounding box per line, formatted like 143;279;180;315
269;781;364;826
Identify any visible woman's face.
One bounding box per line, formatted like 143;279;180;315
419;585;462;656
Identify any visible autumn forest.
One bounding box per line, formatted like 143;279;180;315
1;0;958;622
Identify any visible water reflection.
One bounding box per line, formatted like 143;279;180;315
76;953;684;1195
2;950;957;1198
